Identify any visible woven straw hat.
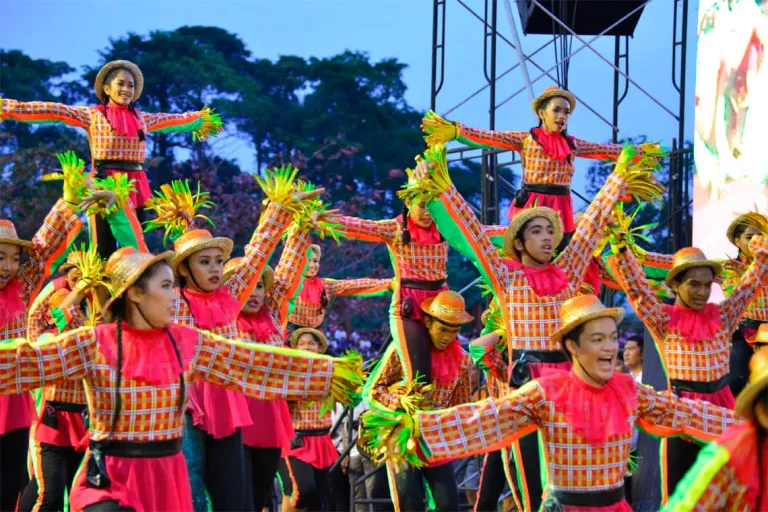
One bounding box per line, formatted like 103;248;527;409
0;220;32;249
420;290;474;325
748;324;768;346
102;248;174;313
532;86;576;115
664;247;723;286
503;207;563;260
726;212;767;245
94;60;144;103
223;257;274;292
289;327;328;353
735;346;768;421
550;294;624;344
171;229;233;275
59;249;87;273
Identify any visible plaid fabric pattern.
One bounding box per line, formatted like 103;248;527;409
0;324;334;441
27;297;82;342
2;99;206;162
481;348;509;395
612;236;768;382
689;464;751;511
369;344;472;411
288;277;391;328
289;399;332;431
438;174;622;352
418;378;735;492
456;123;628;186
723;257;768;322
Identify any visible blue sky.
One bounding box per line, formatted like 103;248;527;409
1;0;699;206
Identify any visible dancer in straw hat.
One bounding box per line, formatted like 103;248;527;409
0;246;363;512
664;346;768;511
420;87;664;248
362;290;473;512
1;59;224;257
405;143;664;511
361;295;738;512
606;217;768;500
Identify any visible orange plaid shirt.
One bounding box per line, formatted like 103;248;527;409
0;324;335;442
2;99;210;163
476;347;510;399
368;344;472;411
288;277;392;328
288;400;332;431
431;172;624;353
455;124;637;187
417;375;736;493
723;257;768;322
611;237;768;383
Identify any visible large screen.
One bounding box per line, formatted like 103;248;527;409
694;0;768;259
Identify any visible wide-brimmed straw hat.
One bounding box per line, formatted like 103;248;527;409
102;248;174;313
735;346;768;421
550;294;624;344
726;212;768;245
664;247;723;286
748;324;768;346
223;257;274;292
59;250;87;273
532;86;576;115
503;207;563;260
171;229;233;275
94;60;144;103
289;327;329;353
420;290;474;326
0;220;32;249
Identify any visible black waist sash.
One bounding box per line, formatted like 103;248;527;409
671;373;730;395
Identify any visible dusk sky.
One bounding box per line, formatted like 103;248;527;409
1;0;700;210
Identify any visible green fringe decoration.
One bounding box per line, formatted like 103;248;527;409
420;110;458;146
398;144;452;206
254;165;302;212
89;173;137;217
192;106;224;142
360;407;425;469
42;151;90;202
287;179;345;244
322;350;364;414
143;180;215;244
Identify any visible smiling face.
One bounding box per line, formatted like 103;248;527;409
306;250;320;279
424;316;461;350
672;267;715;310
0;243;21;290
241;278;267;314
102;69;136;106
565;316;620;385
409;200;434;229
512;217;556;265
125;263;177;328
537;96;571;133
179;248;225;292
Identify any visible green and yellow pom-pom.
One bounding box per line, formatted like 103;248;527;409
360;407;425;470
287;179;345;244
143;180;215;244
73;243;112;295
398;144;452;206
594;203;658;258
421;110;458;146
43;151;90;202
192;106;224;142
255;165;301;210
321;350;364;414
85;174;137;217
614;144;666;204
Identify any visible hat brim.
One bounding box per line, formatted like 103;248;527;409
0;238;32;250
420;296;474;325
735;373;768;421
532;89;576;115
94;60;145;103
289;327;329;353
172;238;234;275
504;208;564;261
102;251;174;313
550;307;625;344
664;260;723;286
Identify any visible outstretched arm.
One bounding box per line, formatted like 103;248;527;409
420;111;525;152
324;277;393;301
1;99;92;129
141;108;222;140
333;215;399;245
572;137;663;162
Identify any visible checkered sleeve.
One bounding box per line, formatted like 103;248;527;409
417;381;541;462
192;329;334;402
19;200;83;306
1;99;92;129
226;202;293;304
571;138;627;160
324;277;392;301
0;327;95;394
268;229;311;326
366;345;403;411
449;355;472;407
608;249;664;337
27;293;52;342
634;381;737;443
335;215;398;245
142;110;205;133
455;123;526;152
643;251;674;269
558;172;624;286
720;235;768;331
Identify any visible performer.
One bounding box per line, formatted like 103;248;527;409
0;247;362;512
723;210;768;396
420;87;663;245
278;328;343;512
0;59;223;257
606;217;768;499
664;344;768;511
362;295;738;512
404;143;663;511
287;244;392;329
365;290;473;512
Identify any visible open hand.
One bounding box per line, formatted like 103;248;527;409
723;259;748;276
79;190;116;213
412;159;431;182
311;208;340;226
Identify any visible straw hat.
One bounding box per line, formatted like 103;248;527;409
171;229;233;275
735;346;768;421
503;207;563;260
550;294;624;344
59;250;87;273
748;324;768;346
532;86;576;115
0;220;32;249
94;60;144;103
664;247;723;286
102;247;174;313
726;212;767;245
223;257;274;291
289;327;328;353
420;290;474;326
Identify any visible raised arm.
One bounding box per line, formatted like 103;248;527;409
1;99;92;129
334;215;399;245
0;328;95;394
267;229;311;325
607;248;665;337
721;235;768;331
324;277;393;301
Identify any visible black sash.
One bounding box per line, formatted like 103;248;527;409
671;373;730;395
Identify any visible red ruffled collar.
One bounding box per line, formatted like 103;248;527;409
182;287;240;330
398;215;441;245
531;127;572;162
237;308;280;341
502;259;568;296
97;102;144;138
663;303;722;343
299;276;325;306
431;339;465;385
0;277;26;327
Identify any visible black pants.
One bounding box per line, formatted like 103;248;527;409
18;443;84;512
244;446;281;510
0;427;31;512
389;462;458;512
83;500;134;511
475;450;507;512
206;430;247;512
278;457;333;511
729;329;753;397
665;437;702;497
516;432;544;512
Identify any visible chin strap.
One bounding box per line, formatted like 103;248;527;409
183;260;204;292
574;355;608;386
136;303;160;330
521;243;550;266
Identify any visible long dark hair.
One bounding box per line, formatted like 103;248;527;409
99;66;145;141
533;96;575;162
